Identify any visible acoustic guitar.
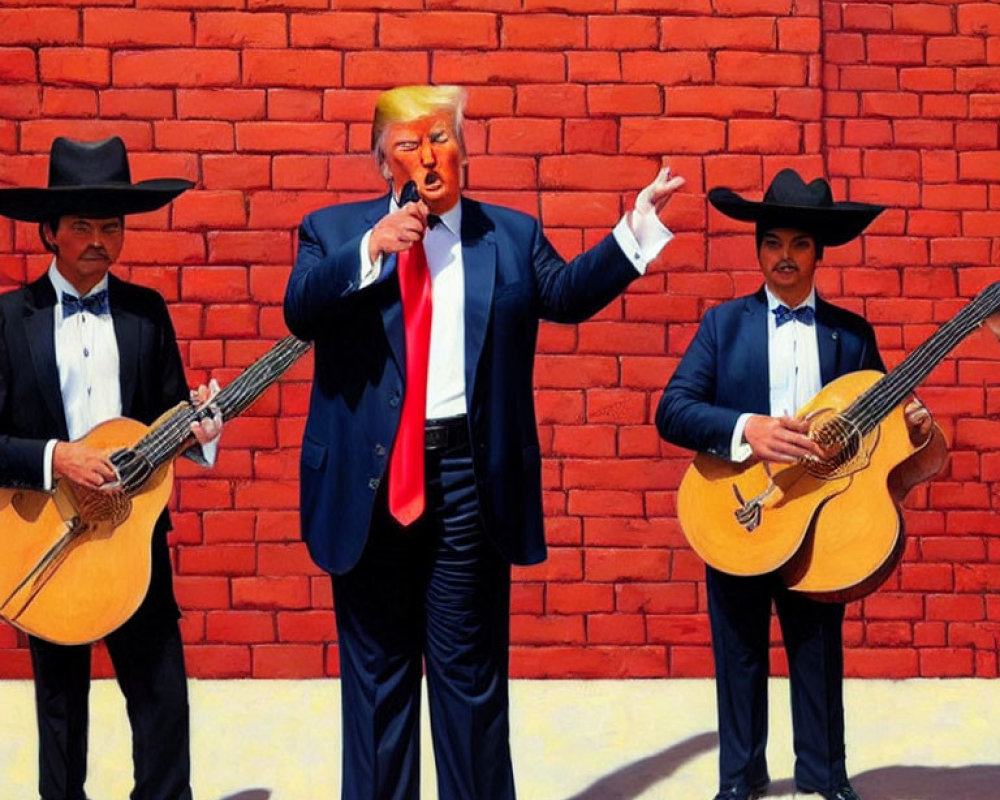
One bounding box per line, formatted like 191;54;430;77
677;281;1000;601
0;335;311;645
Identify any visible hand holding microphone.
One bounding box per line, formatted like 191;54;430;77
368;180;432;263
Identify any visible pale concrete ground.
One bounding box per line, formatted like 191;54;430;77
0;678;997;800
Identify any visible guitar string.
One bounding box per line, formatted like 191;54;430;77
114;337;310;494
810;283;1000;457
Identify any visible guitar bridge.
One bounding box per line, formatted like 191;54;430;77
732;483;770;532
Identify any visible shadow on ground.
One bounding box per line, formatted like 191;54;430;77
563;735;1000;800
563;731;718;799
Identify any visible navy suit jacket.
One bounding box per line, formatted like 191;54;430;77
0;272;192;618
284;193;640;574
656;287;885;458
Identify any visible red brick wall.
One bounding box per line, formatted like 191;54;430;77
0;0;997;680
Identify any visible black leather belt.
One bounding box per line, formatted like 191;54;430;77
424;415;468;451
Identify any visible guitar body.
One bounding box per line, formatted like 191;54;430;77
678;371;897;578
782;402;932;603
0;417;173;645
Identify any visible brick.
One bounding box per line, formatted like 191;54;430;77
196;12;286;47
185;645;252;678
290;12;377;48
236;122;346;154
252;644;324;678
84;9;193;47
101;89;175;119
206;611;275;643
568;51;621;82
621;51;712;85
114;49;240;87
0;47;35;82
958;3;1000;35
244;49;343;88
728;119;804;154
0;85;41;119
0;9;79;45
621;117;725;154
674;15;777;50
202;154;271;189
716;52;808;87
177;89;266;121
589;14;658;50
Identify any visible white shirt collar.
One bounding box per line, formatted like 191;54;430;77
765;284;816;311
48;259;110;302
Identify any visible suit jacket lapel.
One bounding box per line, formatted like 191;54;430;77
24;277;70;439
741;289;771;416
108;274;141;417
459;198;496;411
814;296;841;386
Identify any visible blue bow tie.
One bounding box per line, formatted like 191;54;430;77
773;304;815;327
62;290;110;319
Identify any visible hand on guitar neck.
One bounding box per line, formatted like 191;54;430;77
987;312;1000;341
52;379;223;490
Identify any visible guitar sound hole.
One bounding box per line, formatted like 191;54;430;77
804;414;863;479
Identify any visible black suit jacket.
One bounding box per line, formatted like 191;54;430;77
657;287;886;456
0;272;192;618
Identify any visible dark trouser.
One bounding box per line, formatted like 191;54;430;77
333;431;515;800
28;528;192;800
707;566;847;795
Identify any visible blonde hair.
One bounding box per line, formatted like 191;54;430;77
371;85;467;179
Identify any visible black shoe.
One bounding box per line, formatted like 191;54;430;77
799;784;861;800
711;781;767;800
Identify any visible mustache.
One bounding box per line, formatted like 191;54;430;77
81;247;109;258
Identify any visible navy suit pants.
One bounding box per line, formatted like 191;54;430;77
332;436;516;800
706;566;847;795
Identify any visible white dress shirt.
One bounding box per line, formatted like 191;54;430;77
43;263;120;487
359;194;674;417
730;286;821;461
43;261;216;488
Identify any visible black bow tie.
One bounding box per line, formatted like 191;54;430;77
773;304;815;327
427;214;442;230
62;290;109;319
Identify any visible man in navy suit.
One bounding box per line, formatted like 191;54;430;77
656;170;945;800
0;136;222;800
284;84;684;799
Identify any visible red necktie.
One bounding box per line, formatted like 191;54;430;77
388;240;433;526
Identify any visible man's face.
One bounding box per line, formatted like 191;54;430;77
45;215;124;293
757;227;818;306
383;111;464;215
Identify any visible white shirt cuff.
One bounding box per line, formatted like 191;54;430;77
43;438;57;490
359;229;383;289
613;208;674;275
731;413;754;463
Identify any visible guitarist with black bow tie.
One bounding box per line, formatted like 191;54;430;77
0;136;222;800
656;169;946;800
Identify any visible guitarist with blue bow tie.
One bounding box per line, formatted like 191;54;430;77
0;136;222;800
656;169;946;800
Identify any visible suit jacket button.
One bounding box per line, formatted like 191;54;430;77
375;443;386;456
389;394;400;407
368;477;380;490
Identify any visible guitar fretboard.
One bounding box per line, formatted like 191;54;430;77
843;281;1000;435
117;336;311;488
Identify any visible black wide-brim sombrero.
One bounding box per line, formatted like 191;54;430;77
0;136;192;223
708;168;884;247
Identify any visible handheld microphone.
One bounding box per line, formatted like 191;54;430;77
399;180;420;206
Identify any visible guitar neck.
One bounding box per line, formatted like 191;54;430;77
128;336;312;475
845;281;1000;434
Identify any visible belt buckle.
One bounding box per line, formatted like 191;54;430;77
425;425;448;451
